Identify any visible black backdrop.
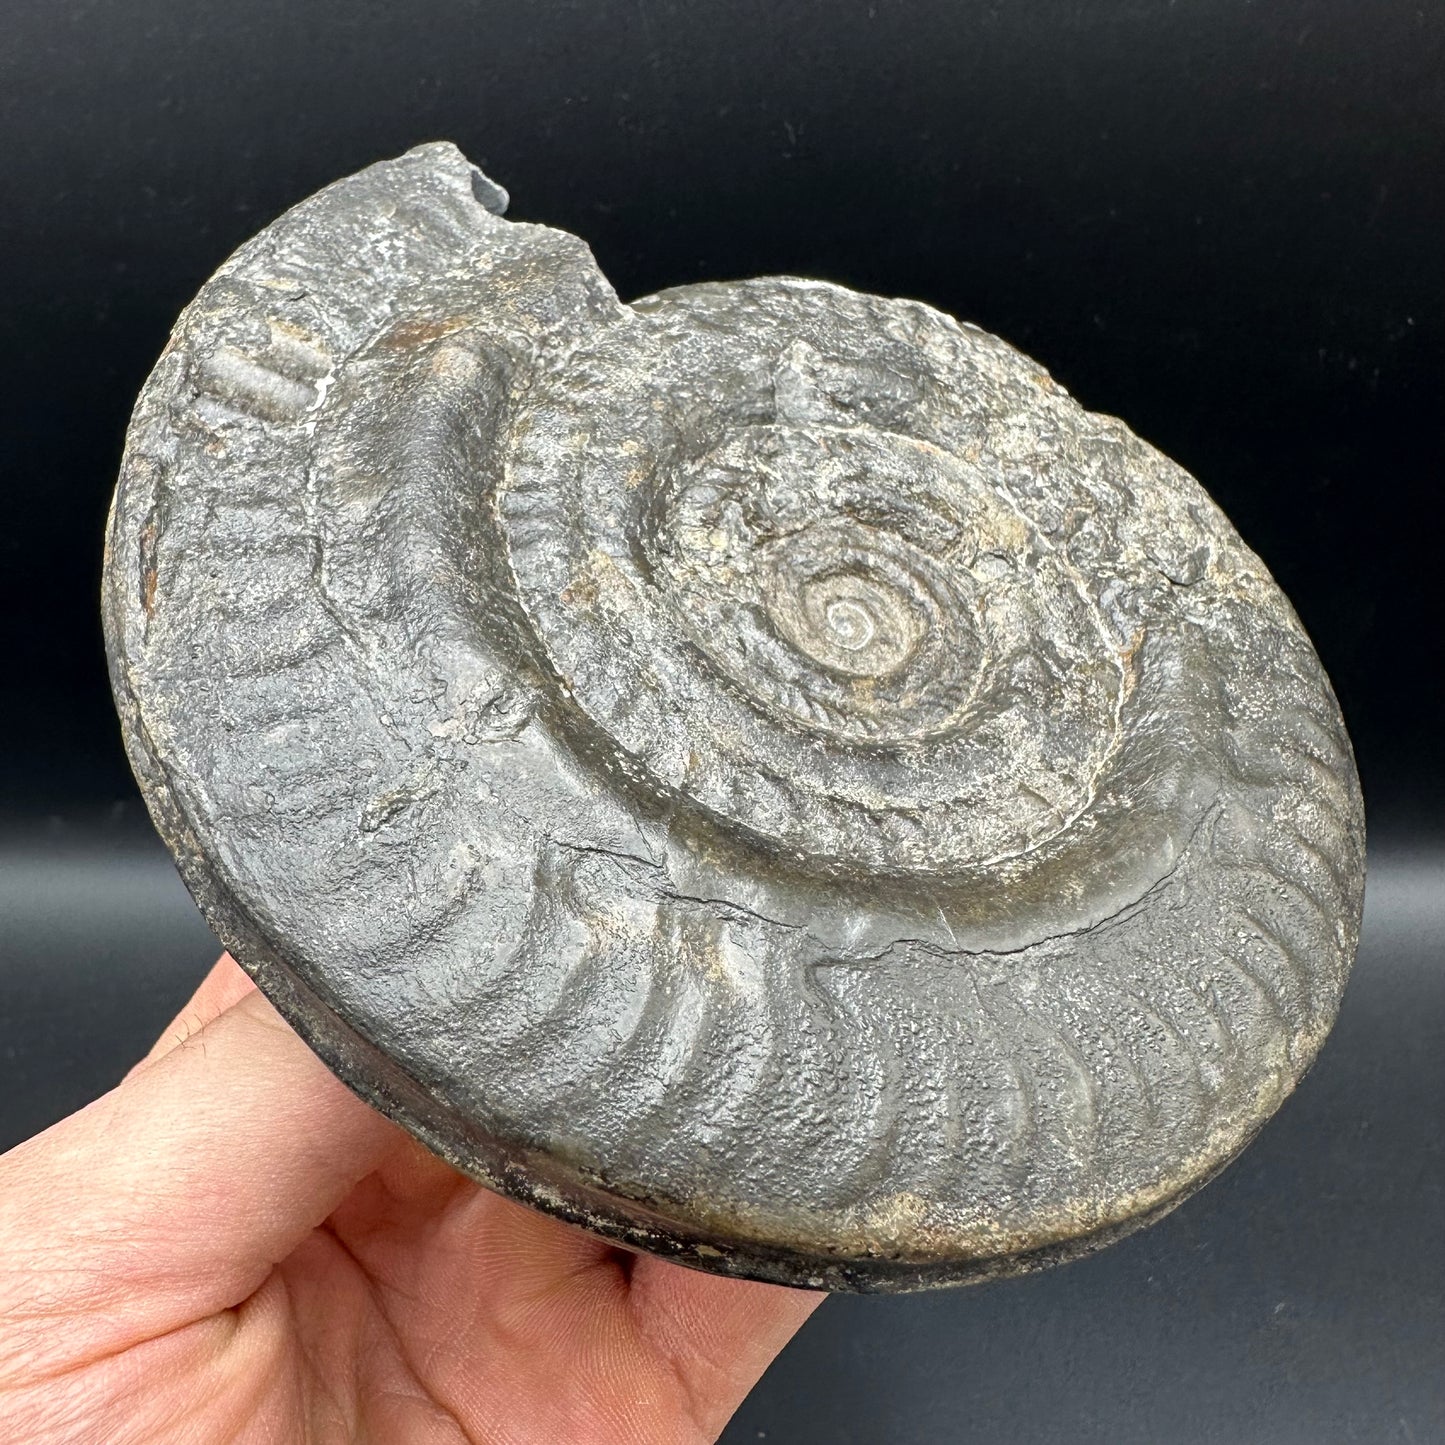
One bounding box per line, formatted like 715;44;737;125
1;3;1441;1441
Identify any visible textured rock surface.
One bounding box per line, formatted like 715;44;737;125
103;143;1365;1291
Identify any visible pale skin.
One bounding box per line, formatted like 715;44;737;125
0;955;822;1444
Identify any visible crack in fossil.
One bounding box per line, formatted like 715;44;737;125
553;800;1217;965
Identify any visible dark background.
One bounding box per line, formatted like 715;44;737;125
1;2;1441;1441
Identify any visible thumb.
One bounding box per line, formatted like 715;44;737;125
0;959;404;1380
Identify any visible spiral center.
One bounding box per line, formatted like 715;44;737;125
791;573;919;678
825;599;874;650
496;292;1129;873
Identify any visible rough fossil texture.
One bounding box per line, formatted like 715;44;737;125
103;143;1366;1291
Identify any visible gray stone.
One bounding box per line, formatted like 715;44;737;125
103;143;1366;1292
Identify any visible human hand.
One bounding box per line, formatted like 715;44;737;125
0;954;821;1443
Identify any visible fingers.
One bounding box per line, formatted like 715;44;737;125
323;1158;824;1445
134;951;258;1070
0;963;405;1378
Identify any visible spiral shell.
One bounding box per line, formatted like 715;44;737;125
502;298;1127;876
104;144;1365;1291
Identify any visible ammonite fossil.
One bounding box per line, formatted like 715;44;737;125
103;144;1366;1291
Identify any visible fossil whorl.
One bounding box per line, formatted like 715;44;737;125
103;143;1365;1291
